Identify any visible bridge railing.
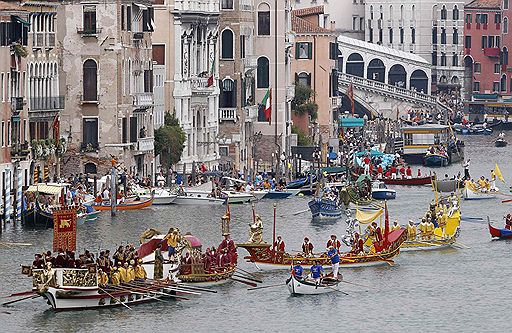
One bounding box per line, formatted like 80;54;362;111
338;72;438;106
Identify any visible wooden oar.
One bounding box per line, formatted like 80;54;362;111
230;277;257;287
97;286;132;310
325;285;349;296
292;209;310;216
2;294;39;306
108;285;176;302
247;283;283;291
129;281;200;296
236;267;262;279
120;282;192;298
502;198;512;203
233;273;263;284
452;242;470;249
415;240;442;247
3;290;35;298
0;242;33;246
175;283;218;294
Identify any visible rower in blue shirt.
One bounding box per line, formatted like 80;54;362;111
310;260;324;285
327;245;341;280
292;264;304;280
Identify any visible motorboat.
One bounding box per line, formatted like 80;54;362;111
173;189;225;205
371;181;396;200
140;188;176;205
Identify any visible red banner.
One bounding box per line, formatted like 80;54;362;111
53;208;77;252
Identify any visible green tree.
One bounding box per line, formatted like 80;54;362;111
291;125;312;146
292;83;318;121
154;112;186;169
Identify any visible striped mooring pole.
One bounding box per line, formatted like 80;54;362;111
4;168;11;223
16;166;22;221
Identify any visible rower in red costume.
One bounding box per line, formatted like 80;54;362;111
273;235;286;262
350;233;364;254
506;214;512;230
218;233;237;265
372;222;383;246
326;234;341;251
302;237;314;257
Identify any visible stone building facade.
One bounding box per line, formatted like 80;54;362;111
58;0;155;178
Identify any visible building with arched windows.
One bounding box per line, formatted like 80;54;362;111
58;0;155;177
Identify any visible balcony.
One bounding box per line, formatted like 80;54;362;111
29;96;65;111
242;56;258;70
76;27;102;37
484;47;500;58
174;0;220;13
219;108;237;122
132;93;154;108
80;142;99;153
244;105;258;122
11;142;30;159
11;97;24;111
135;137;154;153
32;32;56;49
190;77;214;95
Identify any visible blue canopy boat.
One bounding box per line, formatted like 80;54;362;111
308;197;342;219
423;153;448;167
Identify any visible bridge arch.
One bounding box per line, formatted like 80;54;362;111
367;58;385;82
388;64;406;88
410;69;428;93
346;53;364;77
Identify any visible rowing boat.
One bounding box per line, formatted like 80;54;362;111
286;274;340;295
92;197;153;211
378;176;433;186
488;222;512;239
462;186;498;200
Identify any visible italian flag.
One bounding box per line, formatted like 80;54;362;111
207;59;215;87
262;87;272;125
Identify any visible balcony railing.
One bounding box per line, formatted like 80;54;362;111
136;137;154;152
30;96;65;111
174;0;220;13
190;77;214;94
219;107;237;122
133;93;154;107
80;142;99;152
77;27;102;36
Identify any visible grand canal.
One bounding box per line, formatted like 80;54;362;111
1;135;511;332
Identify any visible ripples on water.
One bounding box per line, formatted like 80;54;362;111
1;135;511;332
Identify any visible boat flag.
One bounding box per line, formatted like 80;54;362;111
347;83;354;115
495;163;505;183
261;87;272;125
207;59;215;87
53;208;77;252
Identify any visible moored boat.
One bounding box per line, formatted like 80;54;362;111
488;222;512;239
424;153;448;167
92;197;153;211
462;186;497;200
77;206;100;224
140;188;176;205
286;274;340;295
495;138;508;147
308;197;343;219
222;191;255;204
262;191;293;199
371;182;396;200
172;190;226;205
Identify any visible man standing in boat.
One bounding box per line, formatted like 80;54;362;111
463;159;471;180
327;246;340;279
154;243;164;279
302;237;314;257
326;235;341;251
273;236;286;262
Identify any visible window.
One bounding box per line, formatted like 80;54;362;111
441;28;446;44
400;28;404;44
453;28;458;44
258;8;270;36
453;6;459;20
493;81;500;91
295;42;312;59
360;17;364;31
489;35;496;47
465;14;472;24
476;14;481;24
256;57;269;88
502;47;509;65
441;53;447;66
496;13;502;24
152;45;165;65
144;69;153;92
441;5;447;20
497;36;501;48
432;27;438;44
473;81;480;91
83;59;98;101
296;72;311;87
505;17;509;34
432;51;437;65
0;73;3;102
352;17;358;31
6;121;10;146
369;28;373;43
239;35;246;59
452;53;458;66
474;62;481;73
482;14;488;24
83;118;98;147
370;5;374;20
220;78;236;108
1;122;4;147
127;6;132;31
329;42;339;60
482;36;488;49
379;29;383;44
504;75;509;91
506;0;510;10
130;116;137;143
121;5;125;30
83;5;97;34
465;36;472;48
494;63;501;73
221;29;234;59
221;0;233;9
389;28;393;44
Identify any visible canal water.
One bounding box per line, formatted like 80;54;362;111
1;134;511;332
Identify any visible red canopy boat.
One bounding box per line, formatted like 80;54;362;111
378;176;433;186
488;223;512;239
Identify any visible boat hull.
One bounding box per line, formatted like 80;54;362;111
462;187;497;200
92;198;153;211
141;193;176;205
172;196;225;205
286;275;339;295
371;189;396;200
488;223;512;239
22;207;54;228
495;140;508;147
308;198;342;219
401;237;456;251
262;191;293;199
424;154;448;167
379;176;433;186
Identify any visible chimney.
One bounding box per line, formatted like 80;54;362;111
330;21;336;30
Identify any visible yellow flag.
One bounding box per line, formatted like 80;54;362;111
495;163;505;183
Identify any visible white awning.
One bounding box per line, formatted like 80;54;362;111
26;184;65;195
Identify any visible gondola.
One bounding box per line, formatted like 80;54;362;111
424;153;448;167
286;274;340;295
462;186;498;200
308;197;343;219
488;222;512;240
22;201;54;228
378;176;433;186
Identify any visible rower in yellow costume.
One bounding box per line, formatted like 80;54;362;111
391;220;401;231
111;268;121;285
119;263;129;283
425;220;435;240
126;260;136;282
418;218;428;240
135;259;147;280
406;220;417;241
98;268;109;287
437;208;448;238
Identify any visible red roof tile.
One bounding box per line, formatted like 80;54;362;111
466;0;501;9
292;5;324;17
291;14;333;34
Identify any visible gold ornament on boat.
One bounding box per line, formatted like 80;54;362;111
248;215;264;244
